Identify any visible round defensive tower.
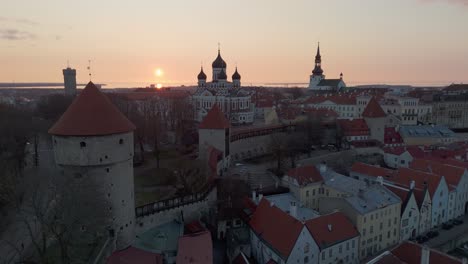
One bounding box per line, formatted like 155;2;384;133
49;81;136;249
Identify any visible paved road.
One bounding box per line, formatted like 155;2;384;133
426;214;468;250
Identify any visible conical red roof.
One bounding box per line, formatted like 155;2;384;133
362;97;386;118
49;82;136;136
199;104;230;129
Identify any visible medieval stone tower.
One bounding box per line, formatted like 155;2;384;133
198;104;231;169
49;81;136;249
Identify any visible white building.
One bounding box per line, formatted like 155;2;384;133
385;185;420;241
192;48;254;126
49;81;137;249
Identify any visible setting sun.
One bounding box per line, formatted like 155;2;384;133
154;68;163;77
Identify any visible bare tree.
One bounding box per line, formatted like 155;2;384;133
268;133;288;175
171;159;207;195
296;115;324;157
6;168;110;264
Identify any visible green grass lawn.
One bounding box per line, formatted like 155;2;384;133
134;167;177;188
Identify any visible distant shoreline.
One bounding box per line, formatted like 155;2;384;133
0;83;103;88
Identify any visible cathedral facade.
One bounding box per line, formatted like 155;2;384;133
192;49;254;125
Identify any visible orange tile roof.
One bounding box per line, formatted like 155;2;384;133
199;104;230;129
249;199;303;259
362;97;386;118
305;212;359;250
49;82;136;136
287;166;323;186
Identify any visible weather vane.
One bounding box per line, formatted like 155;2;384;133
87;59;92;81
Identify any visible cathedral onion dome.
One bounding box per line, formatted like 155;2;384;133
212;50;227;68
218;68;227;80
232;67;241;80
197;67;207;80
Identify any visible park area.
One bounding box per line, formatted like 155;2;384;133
134;147;208;207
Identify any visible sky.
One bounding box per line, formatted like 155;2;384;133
1;0;468;87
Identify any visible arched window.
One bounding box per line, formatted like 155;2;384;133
80;141;86;148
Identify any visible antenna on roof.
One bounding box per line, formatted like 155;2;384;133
218;42;220;53
87;59;92;81
67;60;70;68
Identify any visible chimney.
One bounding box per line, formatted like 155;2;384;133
290;202;297;218
410;180;416;190
252;190;256;201
327;224;332;232
319;163;327;174
377;176;384;185
421;245;430;264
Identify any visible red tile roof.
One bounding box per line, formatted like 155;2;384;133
49;82;136;136
383;146;425;158
304;94;357;105
410;159;464;189
176;231;213;264
351;162;395;178
391;241;462;264
303;107;339;118
199;104;230;129
106;246;163;264
395;168;442;197
249;199;303;259
337;119;370;136
362;97;386;118
384;127;403;145
305;212;359;250
286;166;323;186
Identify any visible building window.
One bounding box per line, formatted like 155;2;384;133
304;256;309;263
80;141;86;148
119;139;124;145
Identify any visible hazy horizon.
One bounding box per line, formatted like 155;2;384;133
1;0;468;86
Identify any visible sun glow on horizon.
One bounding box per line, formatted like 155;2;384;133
156;83;163;89
154;68;163;77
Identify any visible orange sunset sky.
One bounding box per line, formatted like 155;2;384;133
1;0;468;87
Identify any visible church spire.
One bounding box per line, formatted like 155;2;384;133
312;42;323;76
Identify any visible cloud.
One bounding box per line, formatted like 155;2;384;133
0;17;39;25
0;29;37;40
15;18;39;25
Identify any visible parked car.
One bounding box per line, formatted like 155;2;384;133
453;219;464;226
416;235;429;243
426;231;439;238
442;223;453;230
